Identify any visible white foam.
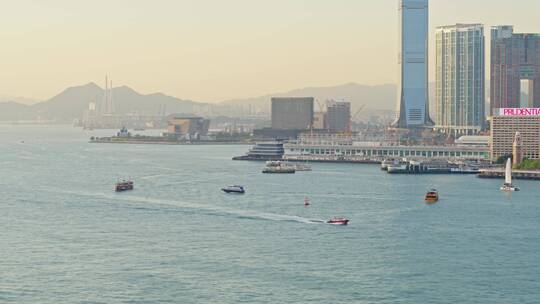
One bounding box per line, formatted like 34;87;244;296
43;188;324;225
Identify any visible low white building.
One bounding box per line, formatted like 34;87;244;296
285;132;490;160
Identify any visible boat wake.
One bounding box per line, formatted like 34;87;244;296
42;188;325;225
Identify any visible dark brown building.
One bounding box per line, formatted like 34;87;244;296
491;26;540;115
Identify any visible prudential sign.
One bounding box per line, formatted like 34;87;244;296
499;108;540;116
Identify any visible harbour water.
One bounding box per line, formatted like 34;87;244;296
1;125;540;303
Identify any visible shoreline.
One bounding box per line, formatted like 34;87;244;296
90;139;252;145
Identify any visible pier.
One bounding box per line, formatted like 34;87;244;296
478;169;540;180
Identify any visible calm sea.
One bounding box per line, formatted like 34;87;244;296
1;125;539;303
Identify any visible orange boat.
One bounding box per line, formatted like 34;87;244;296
425;189;439;203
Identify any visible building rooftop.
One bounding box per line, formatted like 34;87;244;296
456;135;489;146
436;23;483;31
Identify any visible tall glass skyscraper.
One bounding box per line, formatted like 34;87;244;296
393;0;433;129
435;24;485;136
491;26;540;114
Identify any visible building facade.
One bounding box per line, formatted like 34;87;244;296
393;0;433;129
491;26;540;114
490;111;540;161
285;132;489;160
435;24;485;136
167;116;210;138
271;97;314;130
325;101;351;132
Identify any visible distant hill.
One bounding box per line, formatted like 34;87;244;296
0;101;34;121
0;82;202;122
219;82;465;119
0;95;39;105
0;81;490;122
221;83;398;114
32;83;104;121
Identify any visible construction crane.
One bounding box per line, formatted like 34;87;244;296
352;105;366;121
315;99;325;113
347;105;366;133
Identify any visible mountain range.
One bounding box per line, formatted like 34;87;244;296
221;83;397;114
0;82;404;122
0;83;200;121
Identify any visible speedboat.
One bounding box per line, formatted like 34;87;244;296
115;179;134;192
221;185;245;194
425;189;439;203
500;158;520;192
327;217;349;225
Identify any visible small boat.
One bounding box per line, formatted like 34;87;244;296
221;185;245;194
262;167;296;174
381;158;396;171
327;217;349;225
262;161;296;174
425;188;439;203
115;179;134;192
500;158;520;192
304;197;310;206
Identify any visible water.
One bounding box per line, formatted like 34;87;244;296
1;125;539;303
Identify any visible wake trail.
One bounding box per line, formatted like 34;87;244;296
41;188;325;225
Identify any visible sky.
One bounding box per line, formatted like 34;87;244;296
1;0;540;102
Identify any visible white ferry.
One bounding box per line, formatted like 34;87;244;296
262;161;296;174
233;142;285;161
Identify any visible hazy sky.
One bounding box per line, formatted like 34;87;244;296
1;0;540;102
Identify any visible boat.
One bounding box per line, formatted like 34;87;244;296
262;161;296;174
327;217;349;225
304;197;310;206
500;158;520;192
233;141;285;161
381;158;396;171
115;179;134;192
292;162;312;171
221;185;245;194
425;188;439;203
386;160;409;173
279;161;312;171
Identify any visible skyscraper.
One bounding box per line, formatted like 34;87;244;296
325;101;351;132
393;0;433;129
491;26;540;114
271;97;314;130
435;24;485;136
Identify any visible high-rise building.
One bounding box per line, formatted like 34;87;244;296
325;101;351;132
490;109;540;161
393;0;433;129
491;26;540;114
271;97;314;130
435;24;485;136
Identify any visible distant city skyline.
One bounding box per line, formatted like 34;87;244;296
2;0;540;102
